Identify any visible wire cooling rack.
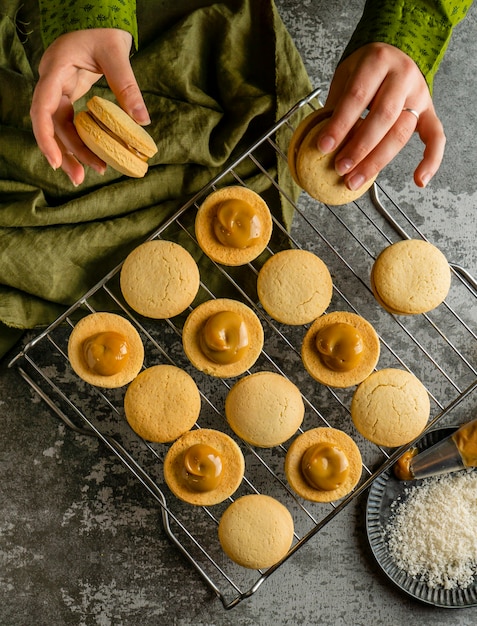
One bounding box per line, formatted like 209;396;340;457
9;88;477;609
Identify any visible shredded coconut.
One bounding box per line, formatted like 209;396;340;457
385;471;477;590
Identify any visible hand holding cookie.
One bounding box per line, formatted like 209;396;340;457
317;42;446;190
30;29;151;186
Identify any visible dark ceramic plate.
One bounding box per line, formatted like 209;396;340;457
366;428;477;608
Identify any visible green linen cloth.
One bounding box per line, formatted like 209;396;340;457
0;0;312;359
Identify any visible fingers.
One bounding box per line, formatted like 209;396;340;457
413;110;446;187
30;29;149;185
342;109;419;190
31;83;107;184
99;32;151;125
316;43;445;190
30;73;66;170
318;56;389;155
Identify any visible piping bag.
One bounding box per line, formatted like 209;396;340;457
394;417;477;480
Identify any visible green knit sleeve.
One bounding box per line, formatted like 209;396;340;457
341;0;474;92
38;0;138;50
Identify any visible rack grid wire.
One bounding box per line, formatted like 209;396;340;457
9;88;477;609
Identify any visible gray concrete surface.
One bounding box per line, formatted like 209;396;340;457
1;1;476;624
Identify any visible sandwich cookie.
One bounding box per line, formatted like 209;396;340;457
74;96;157;177
351;368;430;447
225;371;305;447
257;248;333;325
120;240;200;319
288;108;376;205
218;494;294;569
370;239;451;315
124;364;201;443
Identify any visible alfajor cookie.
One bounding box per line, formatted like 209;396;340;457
370;239;451;315
225;371;305;447
288;109;376;205
195;186;273;266
74;96;157;177
218;494;294;569
182;298;264;378
163;428;245;506
350;368;430;447
285;427;362;503
120;240;200;319
67;311;144;388
301;311;380;388
257;249;333;325
124;364;201;443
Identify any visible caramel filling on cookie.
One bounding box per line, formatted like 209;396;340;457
301;443;349;491
183;443;223;492
200;311;249;364
82;331;129;376
88;112;149;161
315;322;363;371
213;199;262;248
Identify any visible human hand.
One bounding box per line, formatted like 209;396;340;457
30;28;150;186
316;42;446;190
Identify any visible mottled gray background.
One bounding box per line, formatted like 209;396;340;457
1;1;476;625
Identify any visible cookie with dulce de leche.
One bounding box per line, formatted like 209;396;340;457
301;311;380;388
195;186;273;266
182;298;264;378
285;427;362;503
67;311;144;388
163;428;245;506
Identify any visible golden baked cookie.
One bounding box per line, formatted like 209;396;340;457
351;368;430;447
285;427;362;503
195;186;273;266
163;428;245;506
288;108;332;186
182;298;264;378
218;494;294;569
301;311;380;388
370;239;451;315
257;249;333;325
288;110;376;206
225;371;304;447
74;96;157;178
120;240;200;319
124;364;201;443
67;312;144;388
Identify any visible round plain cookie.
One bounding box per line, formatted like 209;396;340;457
163;428;245;506
225;371;305;447
285;427;362;503
290;114;376;206
67;312;144;388
124;364;201;443
370;239;451;315
218;494;294;569
257;249;333;325
350;368;430;447
182;298;264;378
301;311;380;388
120;240;200;318
195;186;273;266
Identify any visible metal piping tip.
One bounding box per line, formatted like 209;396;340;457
408;435;465;480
